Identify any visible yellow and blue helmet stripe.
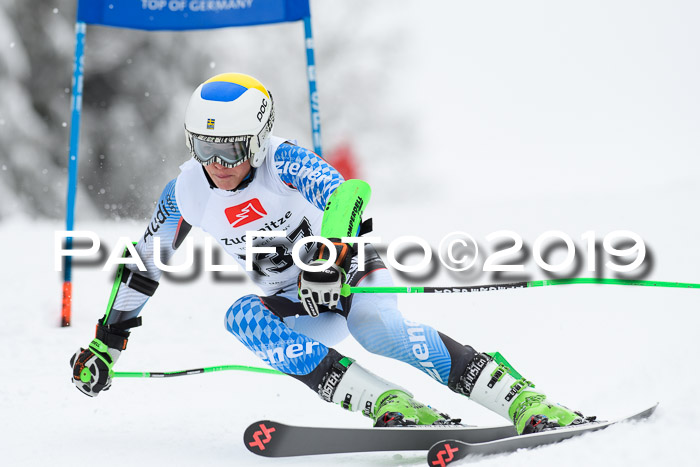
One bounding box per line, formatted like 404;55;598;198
200;73;270;102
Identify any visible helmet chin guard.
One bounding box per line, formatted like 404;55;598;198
250;139;268;168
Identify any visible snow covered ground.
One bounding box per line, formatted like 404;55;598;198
3;1;700;466
2;184;698;466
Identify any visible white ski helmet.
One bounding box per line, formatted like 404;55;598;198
184;73;275;168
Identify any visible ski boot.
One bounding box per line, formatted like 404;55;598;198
454;353;595;434
319;358;459;427
372;390;459;427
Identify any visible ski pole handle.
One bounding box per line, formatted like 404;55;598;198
112;364;284;378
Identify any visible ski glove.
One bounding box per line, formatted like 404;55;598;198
298;239;353;317
70;320;133;397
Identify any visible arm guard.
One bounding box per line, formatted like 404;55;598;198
320;179;372;244
102;243;158;327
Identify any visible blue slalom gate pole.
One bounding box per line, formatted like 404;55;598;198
62;21;86;327
303;15;322;156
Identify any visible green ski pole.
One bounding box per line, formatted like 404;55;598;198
112;364;284;378
112;278;698;379
342;278;700;296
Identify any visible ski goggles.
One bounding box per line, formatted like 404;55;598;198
189;135;251;168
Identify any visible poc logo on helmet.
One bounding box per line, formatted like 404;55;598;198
257;99;268;122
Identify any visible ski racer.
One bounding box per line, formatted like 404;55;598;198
70;72;593;435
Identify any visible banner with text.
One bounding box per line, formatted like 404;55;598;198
78;0;310;30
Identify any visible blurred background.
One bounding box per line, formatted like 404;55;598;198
0;0;417;221
1;0;698;224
